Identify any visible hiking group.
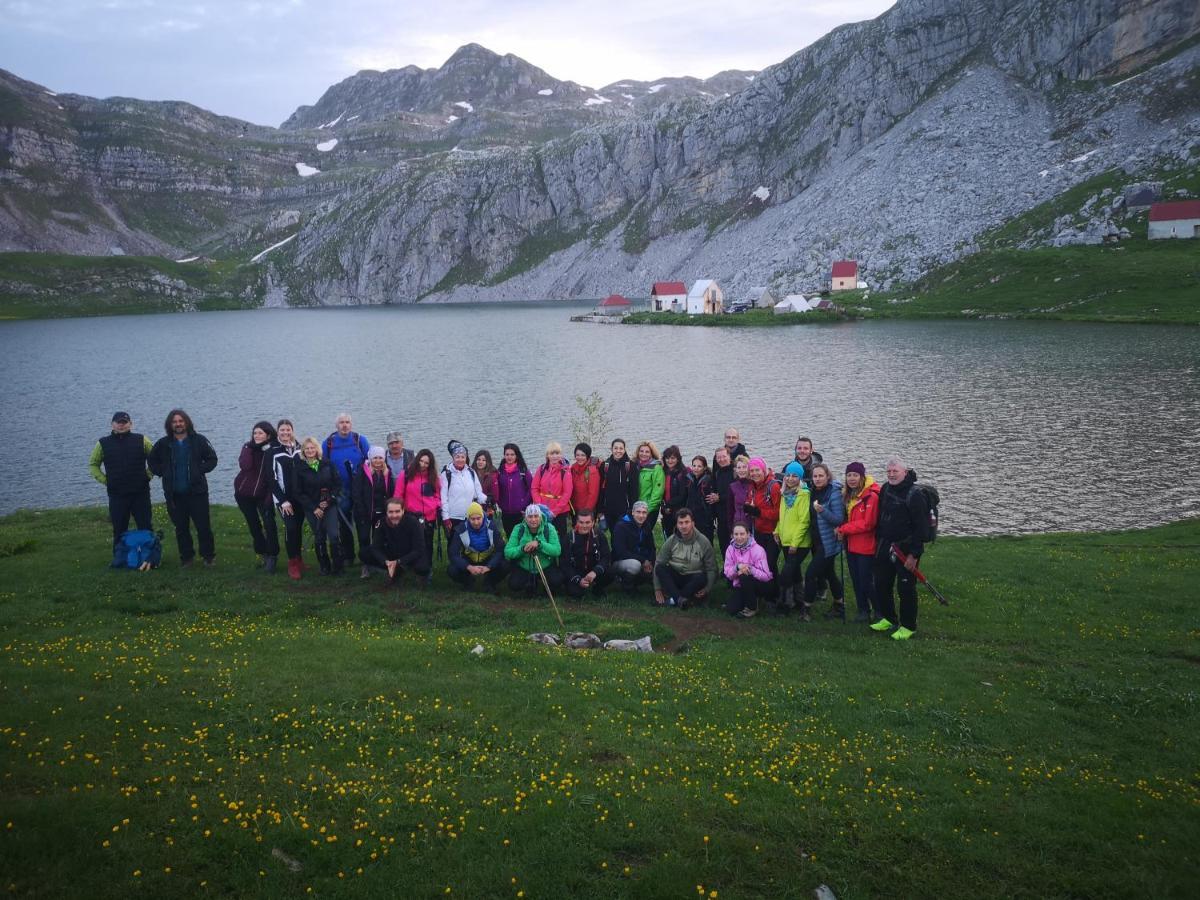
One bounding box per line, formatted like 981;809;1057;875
90;414;936;640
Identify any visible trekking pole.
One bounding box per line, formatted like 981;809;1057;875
533;555;567;641
889;544;950;606
838;550;847;623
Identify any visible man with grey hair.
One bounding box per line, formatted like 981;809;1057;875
384;431;414;479
609;500;656;592
323;413;371;564
870;455;931;641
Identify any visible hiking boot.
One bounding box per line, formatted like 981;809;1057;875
870;618;894;632
287;558;302;580
316;547;332;576
799;606;812;622
853;611;871;623
892;626;915;641
203;558;216;568
360;565;371;580
824;601;845;620
263;556;277;574
180;558;194;569
738;607;757;619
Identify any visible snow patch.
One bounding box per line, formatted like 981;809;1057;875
295;162;320;177
250;234;297;264
751;185;770;202
454;101;474;112
446;115;459;123
1070;149;1099;163
44;90;57;97
174;256;199;263
1110;72;1143;88
615;83;632;88
745;75;755;81
647;84;666;93
347;114;360;120
621;93;635;101
584;95;611;106
316;138;338;152
537;88;554;96
318;111;345;129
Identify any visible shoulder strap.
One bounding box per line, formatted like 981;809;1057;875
325;435;334;457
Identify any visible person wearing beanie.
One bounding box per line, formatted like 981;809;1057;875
744;457;782;601
448;500;506;592
775;461;812;616
353;445;399;578
504;503;563;595
234;420;280;572
609;500;656;592
89;411;154;553
439;440;488;537
384;431;414;479
837;462;880;622
570;443;601;527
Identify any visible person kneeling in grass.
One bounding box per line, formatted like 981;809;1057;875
504;504;563;595
609;501;656;593
653;508;716;609
366;497;429;585
723;523;773;618
448;502;506;593
560;509;612;599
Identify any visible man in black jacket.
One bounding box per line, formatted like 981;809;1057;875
560;510;612;599
609;501;656;592
870;457;930;641
367;498;429;584
88;411;154;551
149;409;218;567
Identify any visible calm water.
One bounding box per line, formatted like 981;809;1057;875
1;304;1198;535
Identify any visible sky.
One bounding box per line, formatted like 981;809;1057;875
0;0;894;127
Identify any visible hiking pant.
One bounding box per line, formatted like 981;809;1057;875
448;563;506;591
565;570;614;598
501;512;524;537
108;489;152;550
236;496;279;557
846;552;875;616
803;547;844;605
508;565;563;595
280;508;304;558
167;492;214;563
644;508;660;533
779;546;811;597
417;519;437;571
874;556;919;630
304;506;340;553
611;559;651;591
363;546;431;579
336;493;359;562
716;513;732;566
726;577;773;615
654;564;707;606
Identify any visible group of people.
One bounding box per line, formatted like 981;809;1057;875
90;414;933;640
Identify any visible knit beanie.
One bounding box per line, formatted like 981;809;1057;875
467;502;485;519
368;446;386;460
845;461;866;477
748;457;767;473
447;440;468;459
784;461;804;478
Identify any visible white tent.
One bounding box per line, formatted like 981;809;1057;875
774;294;813;314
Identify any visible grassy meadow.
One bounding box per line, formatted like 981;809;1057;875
1;506;1198;898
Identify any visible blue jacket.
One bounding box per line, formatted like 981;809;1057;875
810;480;846;556
324;431;371;490
448;518;505;573
611;513;656;563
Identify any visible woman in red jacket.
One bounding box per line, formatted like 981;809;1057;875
745;457;782;600
836;461;881;622
570;443;601;525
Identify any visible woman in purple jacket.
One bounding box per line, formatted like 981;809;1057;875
495;443;534;535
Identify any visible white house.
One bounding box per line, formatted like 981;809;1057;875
686;279;724;315
774;294;813;314
650;281;687;312
1148;201;1200;240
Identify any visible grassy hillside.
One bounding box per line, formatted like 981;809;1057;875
1;506;1197;898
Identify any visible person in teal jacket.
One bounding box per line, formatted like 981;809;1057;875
635;441;665;531
504;504;563;595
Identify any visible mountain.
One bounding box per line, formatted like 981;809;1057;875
1;0;1198;311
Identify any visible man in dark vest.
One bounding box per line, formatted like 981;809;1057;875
149;408;219;567
89;411;154;551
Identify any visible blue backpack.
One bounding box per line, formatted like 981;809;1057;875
111;530;163;570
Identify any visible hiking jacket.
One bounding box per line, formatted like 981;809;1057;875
323;431;371;491
653;530;716;592
711;462;735;527
269;442;302;508
810;480;846;557
560;528;611;579
746;473;782;535
837;477;881;556
660;462;690;518
439;463;487;522
599;455;638;524
503;518;562;573
531;460;573;518
776;486;813;549
448;518;504;572
569;458;601;516
477;470;499;508
496;464;533;516
234;439;277;503
722;536;773;587
384;448;414;480
293;458;340;513
637;460;664;513
372;514;426;567
729;478;753;529
684;471;717;535
610;513;656;563
875;470;929;560
90;432;153;495
394;471;441;522
150;431;218;496
352;463;398;527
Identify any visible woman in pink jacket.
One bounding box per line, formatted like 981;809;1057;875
395;448;440;578
532;441;573;544
723;523;774;618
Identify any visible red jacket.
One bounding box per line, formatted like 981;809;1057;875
837;478;881;555
747;473;782;535
532;460;573;517
570;459;601;515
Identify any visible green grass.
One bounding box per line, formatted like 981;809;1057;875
1;506;1198;898
624;308;844;327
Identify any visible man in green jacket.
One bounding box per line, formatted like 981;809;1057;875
653;508;716;608
504;504;563;595
89;411;154;551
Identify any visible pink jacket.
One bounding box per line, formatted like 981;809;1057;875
723;536;773;587
532;460;573;517
394;471;441;521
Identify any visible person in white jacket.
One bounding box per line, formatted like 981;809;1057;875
440;440;488;535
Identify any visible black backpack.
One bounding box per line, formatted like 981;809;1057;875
918;483;940;543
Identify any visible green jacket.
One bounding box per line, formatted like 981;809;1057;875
637;461;664;512
776;487;813;548
88;436;154;486
503;519;562;573
653;530;716;592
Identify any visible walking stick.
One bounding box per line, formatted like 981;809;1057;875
532;555;567;641
838;550;847;623
889;544;950;606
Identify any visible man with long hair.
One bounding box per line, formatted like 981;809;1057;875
148;408;218;566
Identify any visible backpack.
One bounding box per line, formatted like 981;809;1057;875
111;530;163;570
325;431;366;460
918;483;940;543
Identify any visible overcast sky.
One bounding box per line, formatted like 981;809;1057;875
1;0;894;126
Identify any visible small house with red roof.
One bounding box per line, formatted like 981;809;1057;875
650;281;687;312
831;260;858;291
595;293;633;317
1148;201;1200;240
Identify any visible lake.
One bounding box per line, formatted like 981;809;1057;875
1;304;1197;535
